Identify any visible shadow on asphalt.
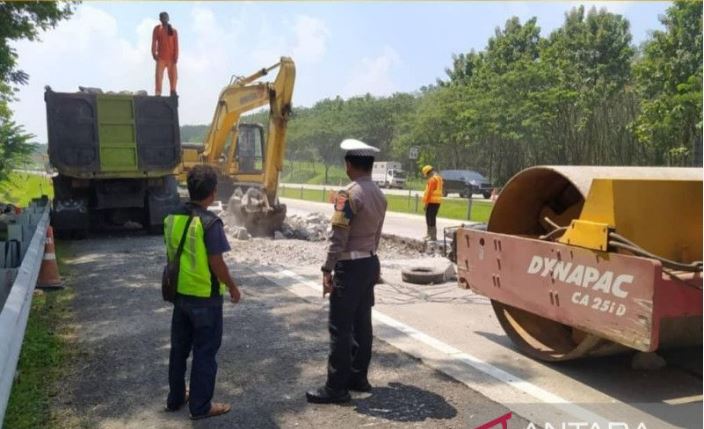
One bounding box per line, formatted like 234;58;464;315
354;382;457;422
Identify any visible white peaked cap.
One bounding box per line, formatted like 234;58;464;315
340;139;380;157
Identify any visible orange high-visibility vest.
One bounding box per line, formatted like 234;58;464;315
422;174;443;205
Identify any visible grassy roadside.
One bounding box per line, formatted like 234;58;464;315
279;185;493;223
281;160;427;190
3;243;79;429
0;172;53;206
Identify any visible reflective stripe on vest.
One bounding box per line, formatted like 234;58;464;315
164;214;225;298
423;175;443;204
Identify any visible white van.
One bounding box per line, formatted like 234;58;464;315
372;161;406;189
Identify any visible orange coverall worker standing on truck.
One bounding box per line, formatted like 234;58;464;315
421;165;443;242
152;11;179;96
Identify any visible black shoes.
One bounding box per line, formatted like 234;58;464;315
305;386;351;404
348;379;372;392
305;380;373;404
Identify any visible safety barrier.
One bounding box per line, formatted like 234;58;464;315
0;199;50;424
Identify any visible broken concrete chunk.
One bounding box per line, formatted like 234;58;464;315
443;264;457;281
236;228;251;241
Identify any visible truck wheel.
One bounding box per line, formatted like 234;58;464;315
401;266;446;285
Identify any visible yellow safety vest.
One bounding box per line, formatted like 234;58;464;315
164;214;225;298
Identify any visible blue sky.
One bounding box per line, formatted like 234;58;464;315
11;1;671;142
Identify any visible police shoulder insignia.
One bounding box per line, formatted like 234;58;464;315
331;190;353;227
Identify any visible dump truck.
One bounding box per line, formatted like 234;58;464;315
452;166;702;361
45;87;181;236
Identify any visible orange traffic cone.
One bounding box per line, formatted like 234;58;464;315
36;226;64;289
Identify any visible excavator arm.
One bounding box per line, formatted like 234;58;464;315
180;58;295;235
201;57;295;202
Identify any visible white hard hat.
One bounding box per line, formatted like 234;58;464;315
340;139;380;157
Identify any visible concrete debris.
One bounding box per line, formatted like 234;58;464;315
208;201;224;215
77;86;148;96
443;264;457;281
78;86;103;94
219;209;421;266
225;224;251;241
236;228;252;241
280;213;329;241
631;352;667;370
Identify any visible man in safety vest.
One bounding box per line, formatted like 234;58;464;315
421;165;443;241
152;11;179;96
164;165;241;420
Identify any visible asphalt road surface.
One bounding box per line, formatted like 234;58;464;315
278;198;704;429
54;233;532;428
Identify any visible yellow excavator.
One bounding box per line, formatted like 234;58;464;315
180;57;295;235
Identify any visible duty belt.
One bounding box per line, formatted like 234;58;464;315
338;251;376;261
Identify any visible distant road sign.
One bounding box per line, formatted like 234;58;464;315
409;146;419;160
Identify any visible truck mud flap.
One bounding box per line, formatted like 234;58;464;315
51;198;89;235
146;176;180;232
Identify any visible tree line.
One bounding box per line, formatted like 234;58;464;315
3;3;699;187
280;2;702;185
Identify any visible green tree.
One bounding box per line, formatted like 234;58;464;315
540;6;637;165
0;1;75;180
633;0;703;165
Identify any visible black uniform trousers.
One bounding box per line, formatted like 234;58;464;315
425;203;440;227
326;255;380;391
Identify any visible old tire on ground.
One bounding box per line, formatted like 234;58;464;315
401;267;445;285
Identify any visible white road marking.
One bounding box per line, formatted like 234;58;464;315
663;395;703;405
275;268;615;427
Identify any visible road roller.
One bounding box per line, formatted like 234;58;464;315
453;166;702;361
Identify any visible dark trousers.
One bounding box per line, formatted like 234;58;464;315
425;203;440;227
168;297;223;416
327;256;379;391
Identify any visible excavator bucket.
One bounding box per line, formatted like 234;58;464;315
227;187;286;237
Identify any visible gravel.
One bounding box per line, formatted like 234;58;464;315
221;213;424;268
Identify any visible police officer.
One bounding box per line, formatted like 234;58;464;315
306;139;388;404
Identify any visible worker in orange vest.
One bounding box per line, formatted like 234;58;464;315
421;165;443;241
152;12;179;96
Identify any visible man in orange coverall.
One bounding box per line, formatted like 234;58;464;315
152;12;179;96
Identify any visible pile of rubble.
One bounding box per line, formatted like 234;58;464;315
219;209;330;242
275;213;329;241
225;224;252;241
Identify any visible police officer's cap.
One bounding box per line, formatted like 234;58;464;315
341;139;380;157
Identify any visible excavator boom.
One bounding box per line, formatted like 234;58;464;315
180;57;295;235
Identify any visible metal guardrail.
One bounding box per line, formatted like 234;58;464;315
0;204;49;424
